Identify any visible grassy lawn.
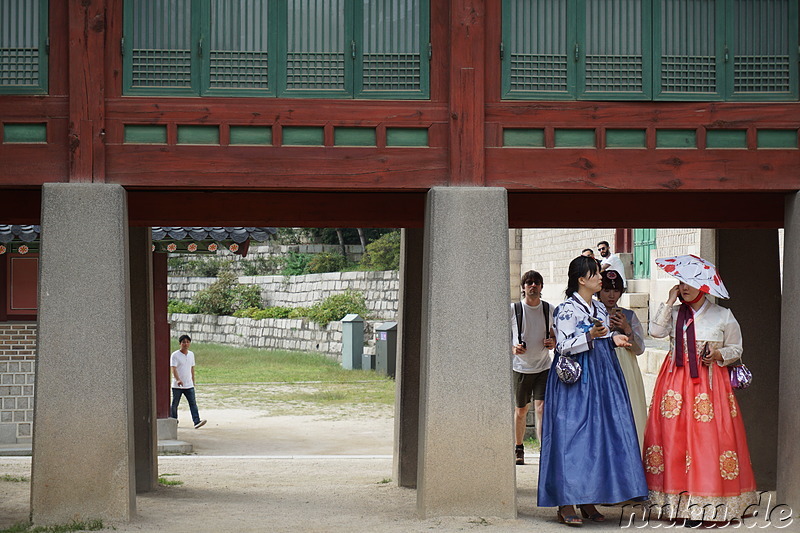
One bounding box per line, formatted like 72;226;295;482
170;341;396;412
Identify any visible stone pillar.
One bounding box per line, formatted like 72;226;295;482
718;229;780;490
416;187;516;518
779;193;800;510
129;227;157;493
31;184;135;524
393;228;424;488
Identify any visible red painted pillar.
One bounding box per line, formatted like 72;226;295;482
152;252;171;418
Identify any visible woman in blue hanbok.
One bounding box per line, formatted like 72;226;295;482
538;255;648;526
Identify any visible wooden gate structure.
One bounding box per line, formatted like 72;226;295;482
1;0;799;525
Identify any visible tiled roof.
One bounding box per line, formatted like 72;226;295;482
0;225;275;243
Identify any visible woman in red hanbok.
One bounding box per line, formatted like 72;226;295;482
644;255;757;525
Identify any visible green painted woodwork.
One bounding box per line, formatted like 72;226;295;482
633;228;656;279
385;127;428;146
605;129;646;148
229;126;272;145
554;128;595;147
0;0;48;94
123;0;428;99
503;128;545;147
757;129;797;149
706;129;746;148
334;127;376;146
3;123;46;143
177;125;220;144
124;124;168;144
282;126;324;145
656;129;696;148
503;0;798;102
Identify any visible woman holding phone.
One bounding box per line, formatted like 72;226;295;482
538;255;648;527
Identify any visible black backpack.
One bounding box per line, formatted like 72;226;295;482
514;301;550;345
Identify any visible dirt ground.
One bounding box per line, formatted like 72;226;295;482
0;401;793;532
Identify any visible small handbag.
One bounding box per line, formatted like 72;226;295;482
729;363;753;390
555;354;581;384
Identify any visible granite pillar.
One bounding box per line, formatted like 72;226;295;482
718;229;779;489
779;193;800;511
31;183;135;524
416;187;516;518
393;228;424;488
129;226;157;493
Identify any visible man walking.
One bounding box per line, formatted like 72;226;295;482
511;270;555;465
170;334;207;429
597;240;628;289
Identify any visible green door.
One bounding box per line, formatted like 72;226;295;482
633;228;656;279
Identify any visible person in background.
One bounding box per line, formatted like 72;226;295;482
510;270;556;465
170;334;208;429
597;240;627;289
538;256;647;527
596;269;647;453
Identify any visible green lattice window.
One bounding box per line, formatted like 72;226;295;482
0;0;48;94
503;0;798;101
123;0;429;99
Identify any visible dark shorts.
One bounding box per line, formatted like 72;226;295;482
514;369;549;407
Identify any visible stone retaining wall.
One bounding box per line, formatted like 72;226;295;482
168;270;399;320
169;313;383;361
0;323;36;444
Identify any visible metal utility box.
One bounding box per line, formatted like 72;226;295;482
362;352;375;371
341;314;364;370
374;321;398;377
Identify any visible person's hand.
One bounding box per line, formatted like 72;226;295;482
176;379;183;387
610;310;632;335
667;284;680;305
543;337;555;350
701;348;723;366
613;334;632;348
589;322;608;339
513;344;527;355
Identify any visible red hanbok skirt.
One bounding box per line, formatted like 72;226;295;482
643;343;757;521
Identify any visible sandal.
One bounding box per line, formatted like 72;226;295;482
579;504;605;522
557;506;583;527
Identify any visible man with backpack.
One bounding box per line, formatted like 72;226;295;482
511;270;556;465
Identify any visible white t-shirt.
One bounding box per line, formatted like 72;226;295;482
170;349;196;389
601;253;628;288
510;300;555;374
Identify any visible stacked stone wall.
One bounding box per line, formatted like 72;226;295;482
169;270;399;320
0;323;36;444
168;313;383;360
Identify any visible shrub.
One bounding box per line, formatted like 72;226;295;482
282;251;314;275
288;307;310;319
359;230;400;271
307;290;368;327
233;306;294;320
168;299;198;314
175;257;233;277
307;252;349;274
193;271;262;315
241;256;284;276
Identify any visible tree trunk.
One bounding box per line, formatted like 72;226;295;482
356;228;367;250
335;228;347;258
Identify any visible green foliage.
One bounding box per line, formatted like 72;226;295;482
158;473;184;486
307;252;349;274
233;306;295;320
171;256;233;277
241;256;284;276
168;299;198;314
359;230;401;271
307;290;368;327
282;251;314;275
288;307;310;319
0;474;28;482
193;271;262;315
0;520;104;533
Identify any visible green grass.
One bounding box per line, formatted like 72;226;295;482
0;520;103;533
0;474;28;482
158;473;184;486
172;341;390;384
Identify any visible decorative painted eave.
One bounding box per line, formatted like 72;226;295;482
0;225;276;256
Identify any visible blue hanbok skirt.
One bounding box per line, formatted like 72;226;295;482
537;337;648;507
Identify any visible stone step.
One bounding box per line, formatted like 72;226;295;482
619;291;648;309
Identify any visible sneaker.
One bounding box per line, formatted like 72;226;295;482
194;420;207;429
515;446;524;465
